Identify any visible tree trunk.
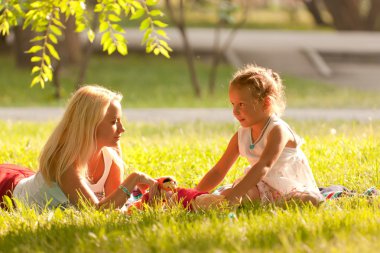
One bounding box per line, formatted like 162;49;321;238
366;0;380;30
0;34;9;52
208;0;248;95
179;26;201;97
209;24;222;96
61;16;82;64
302;0;328;26
13;25;35;68
323;0;363;30
76;11;99;89
165;0;201;97
53;61;62;99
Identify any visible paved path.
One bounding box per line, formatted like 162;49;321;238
123;28;380;90
1;108;379;123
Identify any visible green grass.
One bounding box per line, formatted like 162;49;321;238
1;53;380;109
1;120;380;252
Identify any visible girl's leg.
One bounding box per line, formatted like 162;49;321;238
285;190;324;206
242;186;261;204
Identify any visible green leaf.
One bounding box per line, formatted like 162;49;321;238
31;76;41;87
50;25;62;36
113;4;122;16
31;56;41;62
139;18;151;31
76;23;86;32
131;1;143;9
46;44;60;60
107;44;116;55
30;36;45;42
30;2;42;8
142;28;152;44
100;31;111;45
156;29;168;39
99;22;109;33
31;66;41;74
87;29;95;43
108;14;121;22
52;18;65;29
43;54;51;66
159;40;172;50
160;47;170;58
39;78;45;88
149;10;163;17
153;20;168;28
130;9;144;20
153;47;160;55
117;43;127;55
48;33;58;44
0;21;10;36
114;33;124;41
25;45;43;53
111;24;124;33
146;0;158;6
94;4;103;12
42;65;53;81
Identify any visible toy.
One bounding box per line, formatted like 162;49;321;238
125;177;227;213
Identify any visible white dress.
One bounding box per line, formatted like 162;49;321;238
238;115;321;202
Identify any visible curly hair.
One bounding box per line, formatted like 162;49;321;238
229;64;286;116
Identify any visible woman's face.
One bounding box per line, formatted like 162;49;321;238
96;100;125;149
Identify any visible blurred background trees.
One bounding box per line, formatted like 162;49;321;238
1;0;380;101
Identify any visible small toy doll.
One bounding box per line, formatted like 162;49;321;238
126;177;229;213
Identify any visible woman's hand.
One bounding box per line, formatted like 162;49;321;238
134;172;157;191
147;182;160;204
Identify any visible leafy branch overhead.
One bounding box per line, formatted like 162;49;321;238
0;0;172;88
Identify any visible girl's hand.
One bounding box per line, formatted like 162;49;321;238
221;188;242;206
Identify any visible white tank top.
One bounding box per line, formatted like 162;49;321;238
13;147;115;208
85;147;113;200
238;115;320;195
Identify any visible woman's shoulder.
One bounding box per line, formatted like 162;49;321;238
102;147;125;170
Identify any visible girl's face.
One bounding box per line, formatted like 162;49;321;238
229;85;269;128
96;100;125;149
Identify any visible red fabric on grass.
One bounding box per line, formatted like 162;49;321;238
0;164;35;207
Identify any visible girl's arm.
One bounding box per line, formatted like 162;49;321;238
223;125;290;203
60;167;156;209
195;132;240;192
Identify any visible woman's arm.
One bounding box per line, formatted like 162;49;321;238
104;162;123;197
60;167;156;209
99;171;156;209
195;132;239;192
223;125;290;203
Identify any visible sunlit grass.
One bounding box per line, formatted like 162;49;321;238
1;120;380;252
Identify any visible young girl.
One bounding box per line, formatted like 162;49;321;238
195;65;323;206
0;85;156;209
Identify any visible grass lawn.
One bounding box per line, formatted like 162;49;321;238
1;120;380;252
1;53;380;108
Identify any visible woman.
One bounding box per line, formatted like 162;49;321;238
0;85;156;209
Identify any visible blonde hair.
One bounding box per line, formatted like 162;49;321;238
230;64;286;116
39;85;123;185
